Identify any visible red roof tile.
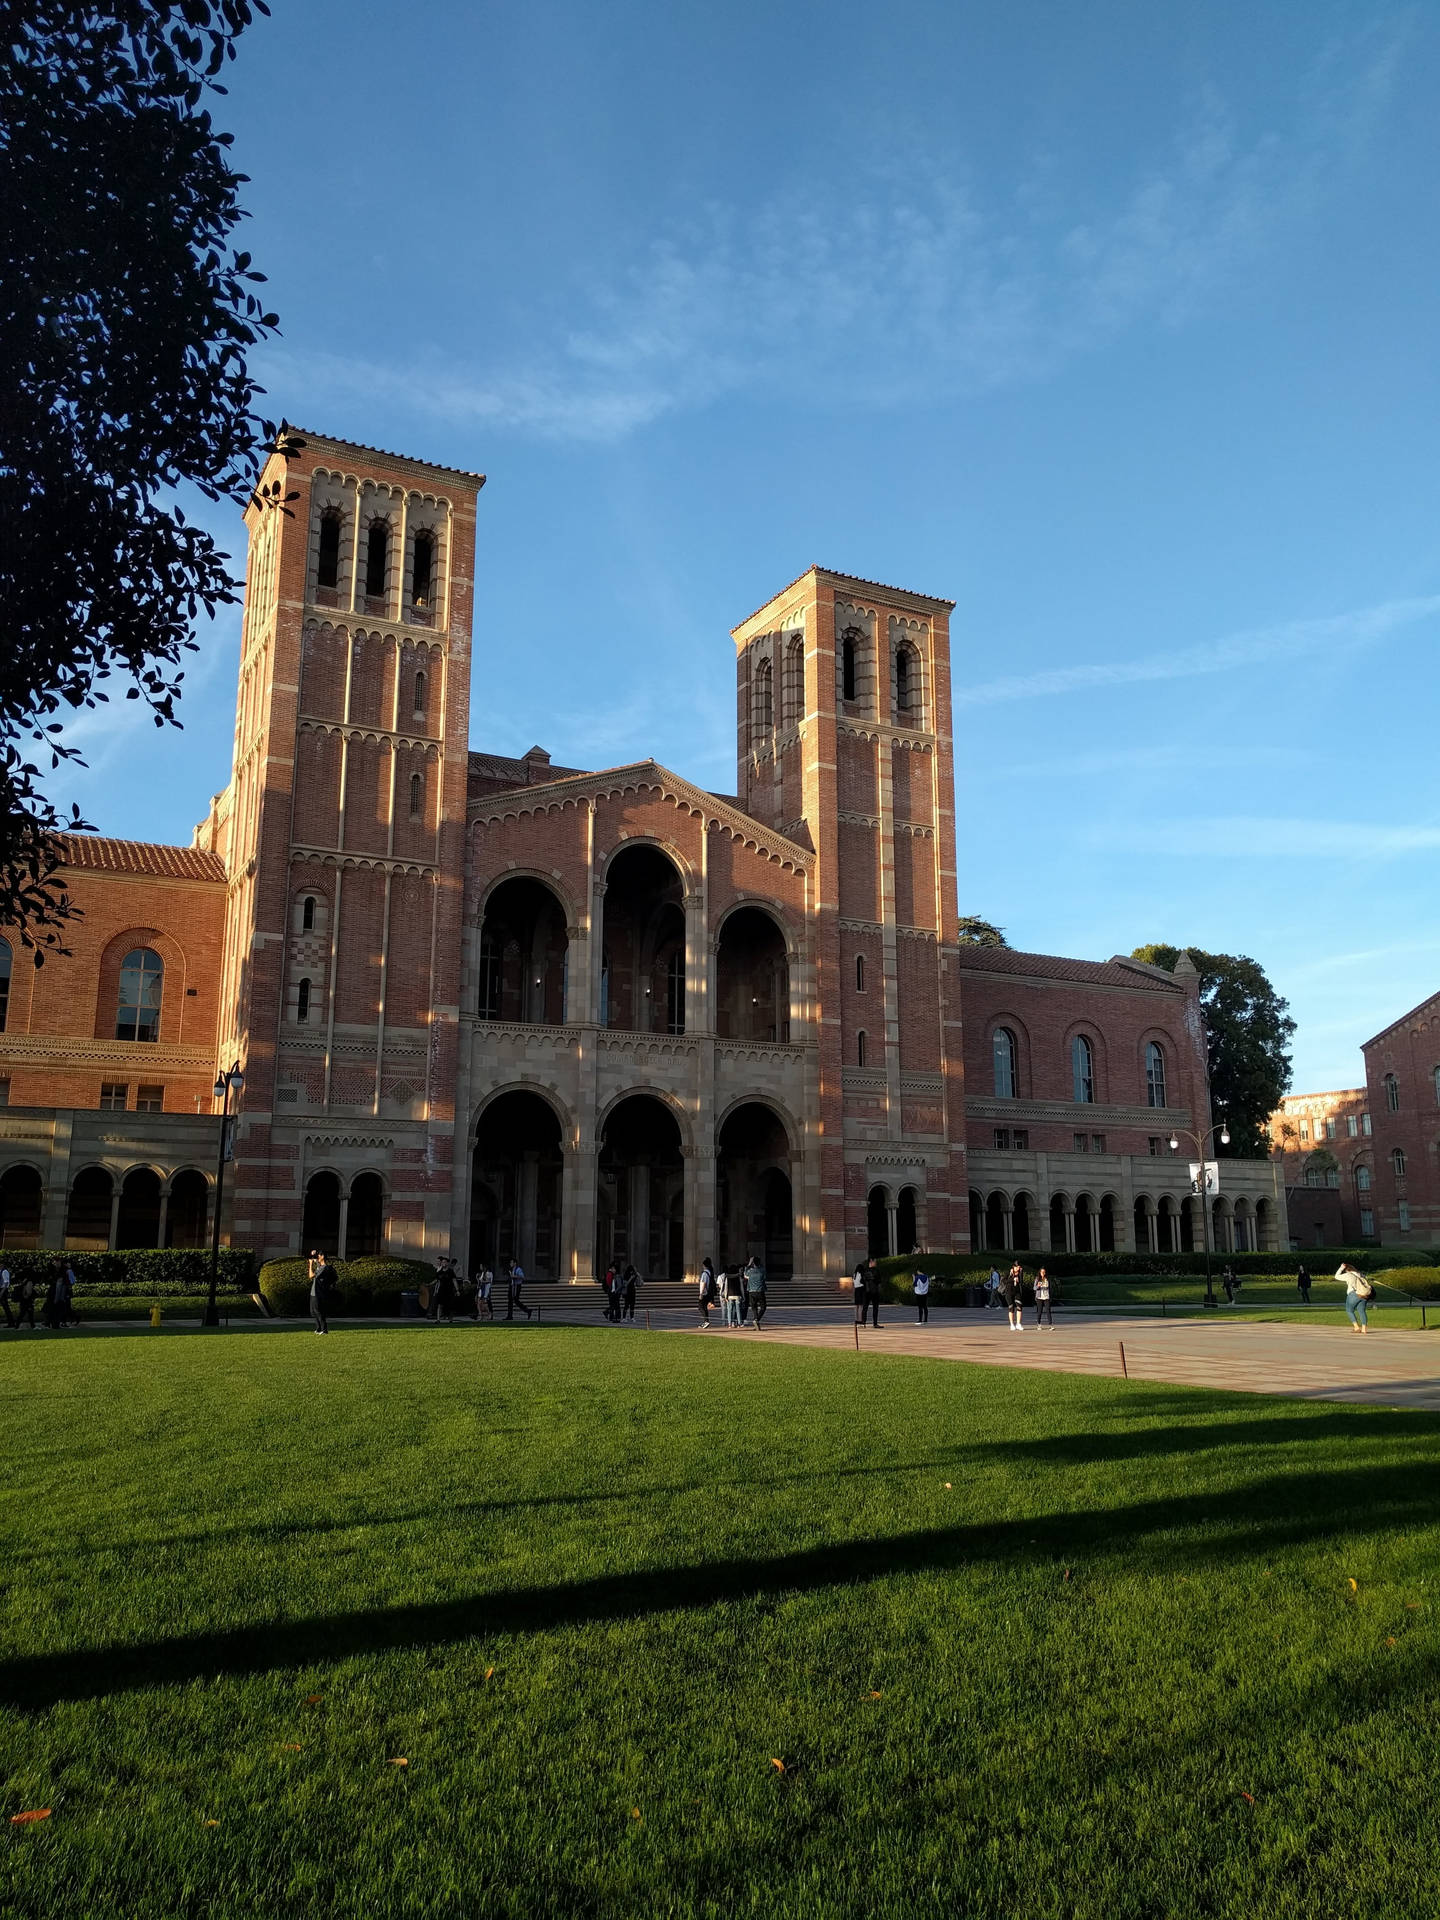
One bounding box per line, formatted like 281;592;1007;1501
953;946;1186;991
55;835;225;884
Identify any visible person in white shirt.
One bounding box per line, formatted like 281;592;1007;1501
913;1269;931;1324
1337;1262;1372;1333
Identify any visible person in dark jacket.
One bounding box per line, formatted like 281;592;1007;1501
864;1258;882;1329
310;1256;336;1335
622;1264;638;1322
14;1271;36;1330
697;1257;716;1326
1296;1263;1311;1303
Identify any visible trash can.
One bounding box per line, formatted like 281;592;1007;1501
964;1284;984;1309
400;1290;422;1320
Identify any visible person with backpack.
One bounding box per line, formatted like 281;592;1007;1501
507;1258;533;1320
1337;1261;1373;1333
1296;1262;1312;1304
988;1265;1002;1309
697;1256;716;1327
721;1266;742;1328
14;1270;36;1330
1033;1267;1054;1329
310;1254;336;1335
913;1268;931;1324
1221;1263;1237;1305
745;1255;768;1329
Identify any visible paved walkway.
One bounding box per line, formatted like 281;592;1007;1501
670;1310;1440;1412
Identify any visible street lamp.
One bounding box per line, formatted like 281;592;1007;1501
205;1062;244;1328
1169;1116;1230;1308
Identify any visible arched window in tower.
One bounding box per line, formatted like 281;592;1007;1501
365;521;389;603
753;655;773;736
993;1027;1017;1099
856;1029;867;1066
1071;1034;1095;1104
666;948;685;1035
856;954;865;992
116;948;164;1043
1145;1041;1167;1108
783;632;804;726
297;977;312;1024
1392;1147;1407;1178
409;770;424;820
1384;1073;1400;1111
895;645;910;718
841;630;857;702
316;512;341;594
301;895;316;932
0;935;10;1033
478;932;502;1019
411;531;434;611
413;668;426;720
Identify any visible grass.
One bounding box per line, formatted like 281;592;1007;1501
1058;1274;1438;1327
1;1325;1437;1919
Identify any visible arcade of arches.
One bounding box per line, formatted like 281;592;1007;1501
967;1188;1277;1254
601;847;685;1034
478;877;568;1024
0;1163;211;1251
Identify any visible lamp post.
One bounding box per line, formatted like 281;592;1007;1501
206;1062;244;1327
1169;1117;1229;1309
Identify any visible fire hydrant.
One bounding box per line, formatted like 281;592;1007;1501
150;1304;162;1329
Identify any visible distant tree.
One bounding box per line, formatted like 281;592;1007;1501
957;917;1008;948
1131;944;1295;1156
0;0;282;955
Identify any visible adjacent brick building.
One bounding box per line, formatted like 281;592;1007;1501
1267;1089;1372;1248
0;429;1282;1269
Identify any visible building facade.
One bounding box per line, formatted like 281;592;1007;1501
1267;1088;1372;1248
0;430;1283;1270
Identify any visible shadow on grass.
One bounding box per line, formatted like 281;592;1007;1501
2;1461;1433;1713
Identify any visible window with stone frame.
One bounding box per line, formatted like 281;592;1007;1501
1071;1034;1095;1104
100;1082;128;1110
135;1085;164;1113
1385;1073;1400;1111
993;1027;1017;1099
1145;1041;1166;1107
116;948;163;1043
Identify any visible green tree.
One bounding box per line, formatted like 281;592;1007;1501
0;0;281;953
957;917;1008;948
1131;944;1295;1156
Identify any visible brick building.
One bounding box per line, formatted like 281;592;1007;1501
1267;1089;1372;1249
0;429;1282;1270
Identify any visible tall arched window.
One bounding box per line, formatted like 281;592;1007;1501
409;770;424;820
413;668;426;719
301;895;316;931
1145;1041;1167;1108
753;655;773;735
365;521;389;601
0;935;10;1034
993;1027;1016;1099
783;633;804;726
894;644;922;724
478;932;502;1019
411;531;434;609
1392;1147;1407;1177
316;512;341;593
297;977;312;1024
1384;1073;1400;1111
1071;1034;1095;1104
856;1029;867;1066
841;630;857;702
116;948;164;1043
856;954;866;992
1355;1164;1371;1191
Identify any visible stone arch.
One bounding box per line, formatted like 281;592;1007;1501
1156;1193;1181;1254
866;1184;890;1259
471;1090;565;1280
1098;1192;1119;1253
1049;1190;1070;1253
1073;1191;1099;1254
715;903;791;1042
116;1166;164;1250
66;1164;114;1250
347;1170;386;1258
164;1168;210;1249
0;1162;44;1248
597;1092;685;1279
477;873;570;1025
1133;1192;1156;1254
716;1099;793;1277
1139;1027;1178;1109
1011;1189;1033;1252
984;1189;1006;1252
302;1170;343;1255
600;842;689;1035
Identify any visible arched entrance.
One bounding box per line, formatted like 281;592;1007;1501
867;1185;889;1259
715;907;789;1041
0;1165;43;1248
716;1102;793;1276
1099;1194;1117;1253
67;1167;113;1250
478;876;569;1024
1049;1193;1068;1253
984;1191;1005;1251
348;1172;384;1257
117;1168;162;1249
598;1094;684;1278
302;1171;342;1254
1012;1192;1032;1251
601;846;686;1034
165;1169;209;1249
896;1185;918;1257
472;1091;564;1279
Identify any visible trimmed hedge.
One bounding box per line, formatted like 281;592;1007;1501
0;1248;256;1295
875;1248;1429;1286
258;1255;437;1317
1370;1267;1440;1301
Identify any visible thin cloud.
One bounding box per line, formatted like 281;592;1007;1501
1088;816;1440;861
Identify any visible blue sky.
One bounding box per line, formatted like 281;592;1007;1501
61;0;1440;1092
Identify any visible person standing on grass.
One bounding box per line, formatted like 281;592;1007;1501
1003;1261;1025;1331
1337;1261;1373;1333
1033;1267;1053;1329
14;1269;36;1330
914;1268;931;1323
746;1256;767;1329
1296;1262;1312;1304
865;1257;883;1329
698;1256;716;1326
0;1262;13;1330
310;1255;335;1335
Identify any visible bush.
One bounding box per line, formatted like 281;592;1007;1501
875;1247;1427;1288
0;1248;255;1295
257;1255;436;1318
1369;1267;1440;1301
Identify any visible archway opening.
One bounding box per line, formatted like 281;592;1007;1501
478;876;569;1024
716;907;789;1042
1157;1196;1178;1254
165;1169;209;1249
1012;1191;1032;1251
117;1168;162;1250
896;1185;918;1257
601;846;685;1034
598;1093;683;1278
0;1165;43;1248
984;1191;1006;1251
348;1172;384;1257
716;1102;792;1276
473;1091;564;1279
1074;1194;1096;1254
302;1171;342;1256
1255;1197;1273;1252
66;1167;113;1250
866;1186;889;1260
1133;1198;1153;1254
1099;1194;1117;1253
969;1189;984;1250
1049;1193;1068;1253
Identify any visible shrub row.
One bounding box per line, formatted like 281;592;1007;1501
874;1247;1429;1286
0;1248;256;1294
258;1255;437;1317
1369;1267;1440;1301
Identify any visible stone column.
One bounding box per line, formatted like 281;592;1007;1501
157;1187;170;1251
1063;1204;1076;1254
518;1153;539;1272
108;1183;121;1252
1001;1203;1014;1250
886;1200;899;1256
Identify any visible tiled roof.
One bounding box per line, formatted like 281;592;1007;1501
288;427;487;484
469;750;588;789
733;564;956;631
953;945;1187;991
55;835;225;883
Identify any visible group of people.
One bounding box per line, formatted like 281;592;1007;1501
981;1262;1056;1329
426;1254;531;1324
600;1263;640;1321
697;1256;768;1327
0;1261;77;1330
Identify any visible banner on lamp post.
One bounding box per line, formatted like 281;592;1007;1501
1189;1161;1219;1195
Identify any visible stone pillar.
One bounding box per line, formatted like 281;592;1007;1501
108;1184;121;1252
338;1191;351;1260
885;1200;899;1256
518;1153;539;1272
42;1111;71;1248
1001;1204;1014;1251
157;1187;170;1251
1063;1204;1076;1254
570;1131;598;1285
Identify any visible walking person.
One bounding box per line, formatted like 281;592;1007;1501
723;1267;743;1327
698;1256;716;1327
745;1255;767;1329
622;1263;638;1322
914;1268;930;1324
0;1262;13;1330
1221;1263;1237;1306
853;1260;868;1327
477;1263;495;1320
1033;1266;1054;1329
865;1257;882;1329
432;1258;456;1324
1003;1261;1025;1331
42;1261;64;1330
988;1264;1002;1309
508;1259;533;1320
14;1270;36;1330
1296;1262;1312;1304
310;1253;336;1335
1337;1260;1373;1333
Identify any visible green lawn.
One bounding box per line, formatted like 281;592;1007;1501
1;1326;1437;1919
1059;1274;1438;1327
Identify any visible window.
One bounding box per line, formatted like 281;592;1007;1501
1149;1136;1163;1156
1362;1111;1372;1135
116;948;163;1043
1391;1148;1407;1178
316;512;341;592
993;1027;1017;1099
1385;1073;1400;1111
0;1078;9;1108
1356;1165;1372;1191
856;1029;867;1066
1298;1120;1310;1141
1347;1114;1358;1137
783;633;805;726
100;1082;128;1110
1145;1041;1166;1107
0;936;10;1032
411;531;434;609
753;655;773;734
1091;1133;1106;1153
994;1127;1010;1150
1305;1165;1328;1188
1327;1169;1340;1189
666;949;685;1035
365;522;389;601
854;954;866;993
1434;1065;1440;1107
1325;1117;1336;1140
1073;1132;1089;1152
135;1085;163;1113
1071;1034;1095;1104
409;771;423;820
297;977;312;1024
479;933;502;1020
301;894;316;932
1399;1201;1412;1232
841;630;858;702
1360;1208;1375;1237
1013;1129;1028;1150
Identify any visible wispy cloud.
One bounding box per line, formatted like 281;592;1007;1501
1087;816;1440;860
260;28;1404;443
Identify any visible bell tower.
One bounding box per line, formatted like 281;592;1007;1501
204;429;483;1257
732;567;969;1270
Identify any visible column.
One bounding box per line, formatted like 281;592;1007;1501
157;1187;170;1251
886;1200;899;1256
338;1191;351;1259
518;1154;539;1272
1001;1204;1014;1250
1063;1204;1076;1254
108;1183;121;1252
